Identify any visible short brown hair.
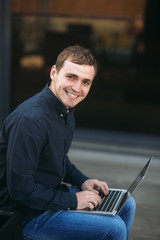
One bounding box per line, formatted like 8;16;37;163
55;45;97;76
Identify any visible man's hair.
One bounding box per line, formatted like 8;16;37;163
55;45;97;76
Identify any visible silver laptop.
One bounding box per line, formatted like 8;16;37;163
72;157;152;216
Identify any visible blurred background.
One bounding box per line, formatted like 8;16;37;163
0;0;160;239
1;0;160;135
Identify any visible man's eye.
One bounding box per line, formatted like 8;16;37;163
67;75;74;80
83;81;90;86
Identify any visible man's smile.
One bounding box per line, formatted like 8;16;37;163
65;90;80;98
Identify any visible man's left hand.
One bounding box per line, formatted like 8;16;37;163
81;179;109;196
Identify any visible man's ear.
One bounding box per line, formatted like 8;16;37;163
50;65;56;80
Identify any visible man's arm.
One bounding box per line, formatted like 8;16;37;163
6;117;77;211
64;156;109;210
63;156;89;189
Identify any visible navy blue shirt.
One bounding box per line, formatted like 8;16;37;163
0;84;88;215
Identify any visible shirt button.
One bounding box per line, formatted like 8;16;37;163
60;114;63;117
67;110;69;113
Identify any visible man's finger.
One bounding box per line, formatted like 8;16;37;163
99;182;109;195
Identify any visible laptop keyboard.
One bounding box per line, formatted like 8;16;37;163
95;190;122;212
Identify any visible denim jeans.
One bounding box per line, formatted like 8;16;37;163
23;187;136;240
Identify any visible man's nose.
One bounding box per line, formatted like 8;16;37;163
72;81;81;92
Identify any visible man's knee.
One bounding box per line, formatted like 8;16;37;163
126;197;136;214
109;217;127;240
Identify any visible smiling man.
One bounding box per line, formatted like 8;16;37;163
49;61;94;108
0;45;135;240
49;46;96;109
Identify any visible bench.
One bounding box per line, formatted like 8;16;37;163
0;209;23;240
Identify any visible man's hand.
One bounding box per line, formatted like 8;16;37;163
75;179;109;210
75;190;102;210
81;179;109;195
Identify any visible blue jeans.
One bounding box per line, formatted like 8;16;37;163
23;187;136;240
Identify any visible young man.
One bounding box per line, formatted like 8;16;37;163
0;45;135;239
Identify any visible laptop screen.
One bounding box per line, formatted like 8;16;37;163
128;157;152;194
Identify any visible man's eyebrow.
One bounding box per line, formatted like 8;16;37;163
66;73;78;78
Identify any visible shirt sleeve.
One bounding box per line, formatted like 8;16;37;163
64;156;89;189
7;116;77;211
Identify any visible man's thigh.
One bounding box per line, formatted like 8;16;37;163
23;210;126;240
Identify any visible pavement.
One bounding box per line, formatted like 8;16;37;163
68;128;160;240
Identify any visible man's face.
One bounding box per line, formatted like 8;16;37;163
50;60;95;108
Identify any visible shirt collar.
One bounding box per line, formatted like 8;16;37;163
42;83;75;117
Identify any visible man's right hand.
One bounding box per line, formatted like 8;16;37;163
75;190;102;210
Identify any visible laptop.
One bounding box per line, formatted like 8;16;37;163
71;157;152;216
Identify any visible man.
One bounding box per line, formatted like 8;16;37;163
0;45;135;239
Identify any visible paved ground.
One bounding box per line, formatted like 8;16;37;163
68;128;160;240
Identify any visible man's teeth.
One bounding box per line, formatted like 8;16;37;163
67;92;78;98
